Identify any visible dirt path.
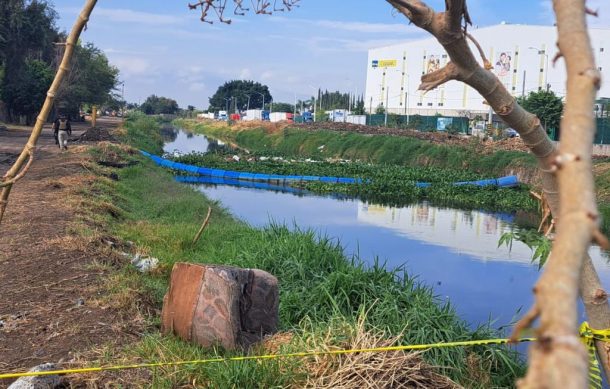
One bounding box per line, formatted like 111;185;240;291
0;118;134;386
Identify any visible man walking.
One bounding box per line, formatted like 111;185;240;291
53;115;71;150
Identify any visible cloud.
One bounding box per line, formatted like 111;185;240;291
270;16;419;35
111;57;152;76
314;20;417;34
239;68;253;79
91;7;182;25
189;82;207;92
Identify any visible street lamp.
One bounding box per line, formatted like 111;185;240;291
308;85;318;122
242;94;251;111
529;46;550;91
224;97;232;113
118;81;125;118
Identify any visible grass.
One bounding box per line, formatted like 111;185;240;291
69;114;528;387
175;119;538;179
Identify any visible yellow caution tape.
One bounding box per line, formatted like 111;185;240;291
2;325;609;385
0;337;534;380
579;322;610;389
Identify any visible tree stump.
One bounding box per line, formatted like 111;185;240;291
161;263;279;350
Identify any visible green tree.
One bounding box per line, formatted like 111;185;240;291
270;102;294;113
55;42;119;118
2;59;54;123
375;104;386;115
353;97;366;115
209;80;272;111
140;94;179;115
517;90;564;137
0;0;59;122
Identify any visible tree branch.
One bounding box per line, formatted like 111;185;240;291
418;62;459;92
387;0;610;385
514;2;603;385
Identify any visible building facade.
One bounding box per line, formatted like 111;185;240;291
365;24;610;116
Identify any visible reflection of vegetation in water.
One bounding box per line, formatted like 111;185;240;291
160;126;178;143
172;151;537;212
499;229;552;269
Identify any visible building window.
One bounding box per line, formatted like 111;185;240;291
442;54;448;58
417;103;423;106
601;48;605;53
599;67;603;71
514;69;518;73
401;86;404;90
438;103;444;106
382;87;385;91
403;56;406;60
512;86;516;91
427;103;433;106
540;69;544;73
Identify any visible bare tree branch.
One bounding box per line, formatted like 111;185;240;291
418;62;459;92
188;0;299;23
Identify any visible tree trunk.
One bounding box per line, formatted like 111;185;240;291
385;0;610;386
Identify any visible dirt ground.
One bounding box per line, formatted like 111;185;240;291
0;118;136;387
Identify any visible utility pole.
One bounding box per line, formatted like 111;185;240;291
522;70;527;97
384;86;389;127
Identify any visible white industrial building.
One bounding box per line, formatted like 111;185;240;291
365;24;610;116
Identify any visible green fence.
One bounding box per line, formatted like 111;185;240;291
366;114;470;133
595;118;610;145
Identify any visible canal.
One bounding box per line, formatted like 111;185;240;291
164;128;610;329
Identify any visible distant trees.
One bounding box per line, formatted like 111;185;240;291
0;0;59;123
316;90;364;112
140;95;179;115
209;80;272;111
270;102;294;113
517;90;564;135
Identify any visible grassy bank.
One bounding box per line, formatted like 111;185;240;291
76;114;527;387
175;119;538;180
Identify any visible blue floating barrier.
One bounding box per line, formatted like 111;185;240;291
197;167;214;175
238;172;255;181
210;169;225;178
223;171;241;179
253;173;269;181
142;152;520;190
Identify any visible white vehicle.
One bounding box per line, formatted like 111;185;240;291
218;111;228;121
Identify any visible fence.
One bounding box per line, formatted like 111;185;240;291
595;118;610;145
366;114;470;133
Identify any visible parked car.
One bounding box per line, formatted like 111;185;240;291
504;128;519;138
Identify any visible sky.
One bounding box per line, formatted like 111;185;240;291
52;0;609;109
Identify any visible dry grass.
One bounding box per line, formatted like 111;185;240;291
256;317;462;389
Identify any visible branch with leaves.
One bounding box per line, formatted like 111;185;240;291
385;0;610;386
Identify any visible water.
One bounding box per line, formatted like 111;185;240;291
164;129;610;329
